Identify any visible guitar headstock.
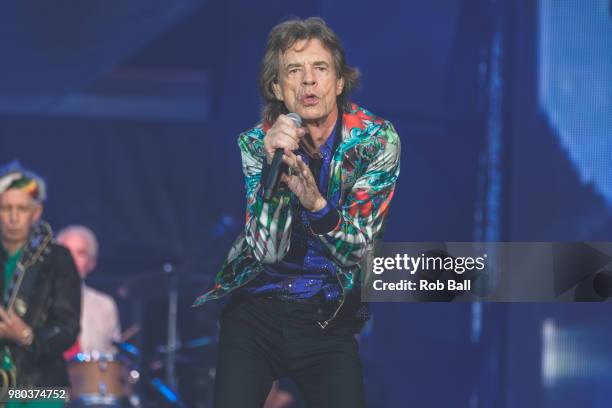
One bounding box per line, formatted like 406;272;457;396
18;220;53;270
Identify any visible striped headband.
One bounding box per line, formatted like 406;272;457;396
0;161;47;203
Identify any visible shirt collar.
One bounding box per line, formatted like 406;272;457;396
1;244;24;263
320;121;337;160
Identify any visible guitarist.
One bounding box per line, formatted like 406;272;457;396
0;162;81;393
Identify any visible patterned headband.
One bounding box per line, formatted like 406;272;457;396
0;161;47;202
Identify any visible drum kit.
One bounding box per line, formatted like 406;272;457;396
67;265;219;408
67;345;207;407
67;351;140;407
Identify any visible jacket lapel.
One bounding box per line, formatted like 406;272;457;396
328;105;380;207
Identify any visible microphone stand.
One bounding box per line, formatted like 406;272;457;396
164;262;179;390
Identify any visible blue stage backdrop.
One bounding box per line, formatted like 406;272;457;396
0;0;610;407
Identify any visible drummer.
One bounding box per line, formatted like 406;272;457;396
57;225;121;358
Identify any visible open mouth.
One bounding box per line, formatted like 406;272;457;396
301;93;319;106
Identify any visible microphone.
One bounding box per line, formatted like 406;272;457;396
263;112;302;202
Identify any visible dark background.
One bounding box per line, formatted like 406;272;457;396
1;0;611;407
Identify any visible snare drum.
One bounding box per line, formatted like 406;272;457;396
68;352;124;407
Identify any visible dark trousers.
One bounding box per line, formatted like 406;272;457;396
213;295;366;408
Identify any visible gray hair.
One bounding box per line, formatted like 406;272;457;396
259;17;360;123
57;225;99;261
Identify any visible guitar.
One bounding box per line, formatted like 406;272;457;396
0;221;53;397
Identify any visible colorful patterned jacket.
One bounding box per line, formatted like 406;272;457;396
194;104;401;328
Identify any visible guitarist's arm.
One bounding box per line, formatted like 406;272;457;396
27;245;81;357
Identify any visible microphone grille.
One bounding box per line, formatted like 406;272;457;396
286;112;302;127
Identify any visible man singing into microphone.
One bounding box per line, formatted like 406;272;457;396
194;17;400;408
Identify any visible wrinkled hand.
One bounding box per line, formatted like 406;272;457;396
280;150;327;212
0;307;32;344
263;115;306;164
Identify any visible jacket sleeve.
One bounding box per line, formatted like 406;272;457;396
29;246;81;357
313;121;401;267
239;130;293;264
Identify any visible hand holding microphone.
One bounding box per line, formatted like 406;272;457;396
263;113;305;201
262;113;327;211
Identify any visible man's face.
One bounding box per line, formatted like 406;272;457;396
273;38;344;123
0;189;42;250
57;232;95;279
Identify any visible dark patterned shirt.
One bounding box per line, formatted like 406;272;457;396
241;124;341;302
